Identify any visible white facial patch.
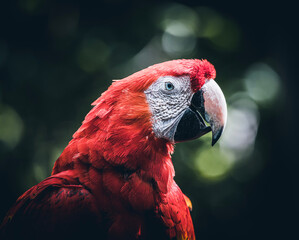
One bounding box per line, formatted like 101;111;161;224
144;75;193;142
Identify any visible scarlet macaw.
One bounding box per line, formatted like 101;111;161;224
0;59;227;240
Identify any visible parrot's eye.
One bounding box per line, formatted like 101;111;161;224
165;82;174;91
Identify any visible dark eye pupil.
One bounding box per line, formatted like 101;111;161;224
165;82;174;90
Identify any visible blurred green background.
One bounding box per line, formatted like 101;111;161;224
0;0;297;239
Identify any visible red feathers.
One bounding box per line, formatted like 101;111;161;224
51;60;215;240
189;59;216;92
1;59;216;240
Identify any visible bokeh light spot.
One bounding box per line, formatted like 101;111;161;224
33;164;47;182
197;7;240;51
244;63;281;103
162;32;196;56
160;4;198;57
209;20;240;51
195;146;233;180
220;93;259;159
160;4;199;33
164;21;194;37
197;7;224;38
50;147;64;167
0;105;24;149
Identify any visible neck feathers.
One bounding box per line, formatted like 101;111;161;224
52;84;174;180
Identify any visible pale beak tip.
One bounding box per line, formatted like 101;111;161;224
211;126;224;146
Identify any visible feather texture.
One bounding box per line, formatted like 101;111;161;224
1;59;216;239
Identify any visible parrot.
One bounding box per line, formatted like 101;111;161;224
0;59;227;240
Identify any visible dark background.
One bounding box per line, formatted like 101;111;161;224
0;1;297;239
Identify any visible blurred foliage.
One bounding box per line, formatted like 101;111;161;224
0;1;297;240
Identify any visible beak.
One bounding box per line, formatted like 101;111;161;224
174;79;227;146
196;79;227;146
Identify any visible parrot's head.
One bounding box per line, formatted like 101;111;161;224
54;59;227;174
89;59;227;147
143;59;227;146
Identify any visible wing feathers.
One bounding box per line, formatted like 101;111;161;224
0;170;103;240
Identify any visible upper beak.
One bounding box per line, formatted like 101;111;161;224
191;79;227;146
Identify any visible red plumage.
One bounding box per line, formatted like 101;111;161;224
1;59;216;240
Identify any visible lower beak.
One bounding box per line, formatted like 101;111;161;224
174;79;227;146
